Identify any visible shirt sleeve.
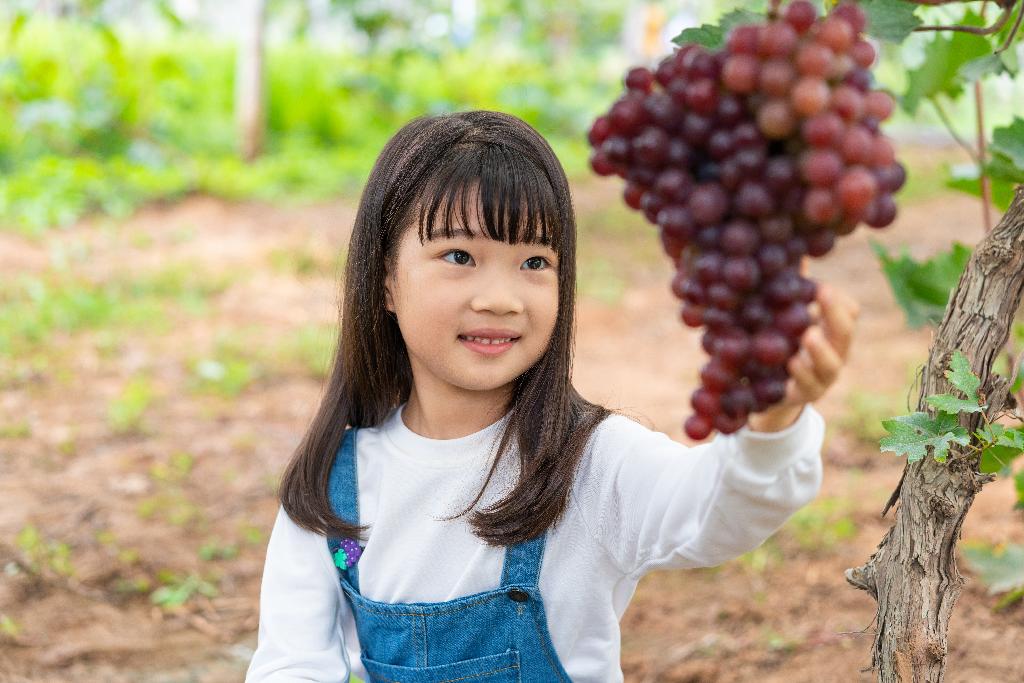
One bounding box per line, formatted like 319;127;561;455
245;505;351;683
573;404;825;578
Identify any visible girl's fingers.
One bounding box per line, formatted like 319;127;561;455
817;284;858;360
802;325;843;386
787;347;826;400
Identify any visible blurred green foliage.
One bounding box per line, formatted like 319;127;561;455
0;13;624;234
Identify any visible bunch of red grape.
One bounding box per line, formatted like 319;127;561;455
588;0;904;440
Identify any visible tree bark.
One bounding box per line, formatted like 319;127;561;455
845;185;1024;682
236;0;267;163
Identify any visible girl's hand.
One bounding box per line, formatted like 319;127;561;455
747;281;860;432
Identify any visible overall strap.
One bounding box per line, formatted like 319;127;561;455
499;532;546;588
326;426;363;593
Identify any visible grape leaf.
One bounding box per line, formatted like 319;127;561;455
879;411;970;463
901;21;991;114
991;118;1024;173
946;162;1017;211
672;9;762;50
870;240;972;328
927;393;984;413
961;542;1024;594
1015;470;1024;510
957;53;1015;83
945;349;982;403
976;426;1024;473
861;0;922;43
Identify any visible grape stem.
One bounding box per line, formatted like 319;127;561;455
927;96;979;165
914;0;1015;34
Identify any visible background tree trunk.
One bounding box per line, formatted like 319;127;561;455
236;0;267;163
845;185;1024;682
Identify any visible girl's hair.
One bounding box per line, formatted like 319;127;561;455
279;110;613;547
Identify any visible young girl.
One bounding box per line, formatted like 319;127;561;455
245;110;858;682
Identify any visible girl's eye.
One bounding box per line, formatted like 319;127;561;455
442;250;473;266
441;251;552;271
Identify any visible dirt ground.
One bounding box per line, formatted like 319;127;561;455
1;164;1022;682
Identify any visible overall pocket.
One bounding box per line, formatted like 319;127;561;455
360;648;521;683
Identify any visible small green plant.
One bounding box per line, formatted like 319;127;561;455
199;537;239;561
15;524;74;576
150;571;219;609
0;421;31;438
0;613;22;639
783;496;858;552
107;376;156;434
961;541;1024;611
149;451;195;484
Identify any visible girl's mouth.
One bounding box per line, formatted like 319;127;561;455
458;335;518;355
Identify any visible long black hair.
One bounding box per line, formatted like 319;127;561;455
278;110;614;547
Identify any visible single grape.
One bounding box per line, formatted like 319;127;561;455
686;78;720;115
763;157;798;191
609;97;646;135
722;54;761;94
708;129;737;161
681;302;705;327
689;183;730;225
752;328;793;365
601;136;631;163
757;99;797;138
865;193;897;228
623;182;645;209
588;115;612;146
801;149;844;186
726;24;761;55
590;150;616;176
805;228;836;257
655;168;695;203
758;21;799;58
837;166;878;214
791;77;830;117
753;378;788;405
784;0;817;33
708;282;742;310
694;251;725;283
625;66;654;93
714;412;747;435
723;256;761;291
644;92;683;132
700;358;737;392
721;219;761;255
691;387;722;416
802;112;844;147
818;17;855;53
803;187;839;224
760;58;797;97
831;85;865;121
850;40;875;69
658;205;697;242
795;42;834;78
776;302;812;337
631;126;670;167
832;2;868;34
865;91;895;121
840;126;875;165
735;181;775;217
685;413;714;440
757;243;789;276
721;384;756;418
760;215;795;243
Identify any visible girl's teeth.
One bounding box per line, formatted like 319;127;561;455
464;336;513;344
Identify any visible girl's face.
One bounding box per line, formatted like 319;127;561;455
384;208;560;404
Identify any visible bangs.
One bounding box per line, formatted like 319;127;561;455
413;143;563;252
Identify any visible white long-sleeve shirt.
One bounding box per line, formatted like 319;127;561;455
246;401;825;682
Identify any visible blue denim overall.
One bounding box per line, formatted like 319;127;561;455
326;426;573;683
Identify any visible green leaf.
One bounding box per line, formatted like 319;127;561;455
926;393;984;414
672;9;762;50
870;240;972;328
945;349;982;403
957;54;1013;83
879;411;970;463
861;0;922;43
946;162;1018;212
961;542;1024;594
991;118;1024;173
901;21;991;115
979;444;1022;474
977;426;1024;473
1015;470;1024;510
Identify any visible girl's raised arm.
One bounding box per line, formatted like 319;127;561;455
245;505;351;682
573;404;825;578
